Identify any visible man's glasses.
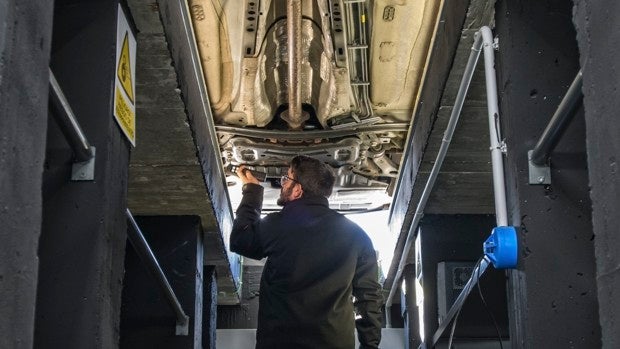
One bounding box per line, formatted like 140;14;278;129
280;174;300;185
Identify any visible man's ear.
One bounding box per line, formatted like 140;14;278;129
291;183;303;199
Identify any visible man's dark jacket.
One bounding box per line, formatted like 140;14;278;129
230;184;383;349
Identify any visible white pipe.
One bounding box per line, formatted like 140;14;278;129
385;26;509;328
385;31;484;327
480;26;508;227
430;27;510;343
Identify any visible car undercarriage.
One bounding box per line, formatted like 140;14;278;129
187;0;440;210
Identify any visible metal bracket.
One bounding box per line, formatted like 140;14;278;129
330;0;348;68
175;314;190;336
499;140;507;154
484;37;499;51
489;141;507;154
241;0;260;57
528;149;551;185
71;146;96;181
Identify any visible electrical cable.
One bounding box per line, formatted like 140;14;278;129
476;257;504;349
447;256;483;348
494;112;503;145
448;255;496;348
447;307;462;349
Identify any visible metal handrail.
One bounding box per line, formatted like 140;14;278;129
530;71;583;166
48;69;94;162
125;209;190;336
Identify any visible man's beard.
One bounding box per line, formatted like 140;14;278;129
276;184;294;206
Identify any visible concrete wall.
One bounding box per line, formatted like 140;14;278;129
33;0;130;347
573;1;620;348
203;267;218;349
386;0;471;290
157;0;240;303
495;0;601;347
0;1;54;348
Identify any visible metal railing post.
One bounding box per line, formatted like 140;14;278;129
531;71;583;166
48;69;96;181
528;71;583;184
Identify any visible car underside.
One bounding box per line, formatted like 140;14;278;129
186;0;440;211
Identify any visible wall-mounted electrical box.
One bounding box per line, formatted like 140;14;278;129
436;261;475;325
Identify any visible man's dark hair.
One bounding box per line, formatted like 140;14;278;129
290;155;335;198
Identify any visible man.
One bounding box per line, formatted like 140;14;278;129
231;155;383;349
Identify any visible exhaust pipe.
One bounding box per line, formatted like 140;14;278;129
281;0;308;130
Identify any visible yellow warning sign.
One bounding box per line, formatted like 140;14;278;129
117;32;134;104
114;4;136;146
115;88;135;140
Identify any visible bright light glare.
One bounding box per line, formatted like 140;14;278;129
228;174;397;278
345;210;395;279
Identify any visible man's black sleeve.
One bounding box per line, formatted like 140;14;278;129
230;183;266;260
352;240;384;349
